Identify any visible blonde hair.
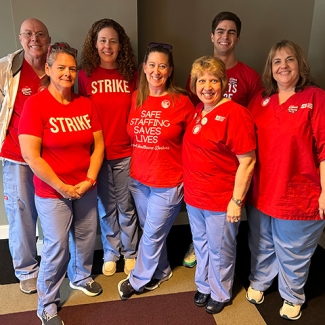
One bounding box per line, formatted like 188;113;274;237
190;56;228;96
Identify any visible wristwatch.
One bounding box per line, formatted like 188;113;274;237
85;177;97;186
231;197;242;207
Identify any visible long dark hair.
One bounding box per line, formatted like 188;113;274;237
136;43;187;107
80;18;137;81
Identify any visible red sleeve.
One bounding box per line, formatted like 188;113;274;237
226;104;256;155
246;72;263;105
311;88;325;162
247;90;263;113
78;69;89;97
90;100;102;132
19;96;45;138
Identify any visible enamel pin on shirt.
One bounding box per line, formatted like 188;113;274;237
201;117;208;125
192;124;201;134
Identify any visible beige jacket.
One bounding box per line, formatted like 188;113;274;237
0;49;24;152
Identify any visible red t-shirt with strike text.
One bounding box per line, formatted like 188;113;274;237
186;61;262;108
127;92;194;187
78;67;137;160
1;59;46;162
18;89;102;198
183;101;256;211
247;87;325;220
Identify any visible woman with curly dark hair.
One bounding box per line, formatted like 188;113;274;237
78;18;139;278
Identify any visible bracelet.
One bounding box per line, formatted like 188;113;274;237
231;197;242;207
85;177;97;186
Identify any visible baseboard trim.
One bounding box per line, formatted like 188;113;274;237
0;224;39;240
0;225;9;239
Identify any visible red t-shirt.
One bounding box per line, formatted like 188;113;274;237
78;67;137;160
183;101;256;211
127;92;194;187
247;87;325;220
1;59;46;162
18;89;102;198
186;61;262;108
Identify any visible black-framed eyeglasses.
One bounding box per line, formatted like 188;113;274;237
47;42;78;60
19;31;48;39
148;42;173;50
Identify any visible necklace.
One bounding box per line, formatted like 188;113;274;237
203;98;228;114
203;104;218;114
194;98;228;126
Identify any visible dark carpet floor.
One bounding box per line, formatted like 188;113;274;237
0;291;216;325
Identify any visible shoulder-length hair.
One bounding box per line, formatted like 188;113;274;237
80;18;137;81
136;43;187;108
262;39;317;97
189;56;228;97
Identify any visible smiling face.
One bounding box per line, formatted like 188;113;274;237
96;27;120;69
272;47;299;91
211;20;239;57
196;71;222;108
19;18;51;62
46;53;77;92
143;51;173;94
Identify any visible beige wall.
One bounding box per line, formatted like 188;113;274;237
0;0;138;58
0;0;138;234
309;0;325;86
138;0;325;88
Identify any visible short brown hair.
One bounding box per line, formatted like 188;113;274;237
211;12;241;36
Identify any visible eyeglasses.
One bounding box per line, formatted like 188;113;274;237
47;42;78;60
19;31;48;39
148;42;173;50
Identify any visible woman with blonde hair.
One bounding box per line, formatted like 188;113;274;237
183;55;256;314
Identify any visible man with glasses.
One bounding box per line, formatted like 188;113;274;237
183;12;262;268
0;18;51;294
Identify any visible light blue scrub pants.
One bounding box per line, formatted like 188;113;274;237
128;178;183;291
97;157;138;262
247;205;325;305
3;160;39;280
186;204;240;302
35;189;97;317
